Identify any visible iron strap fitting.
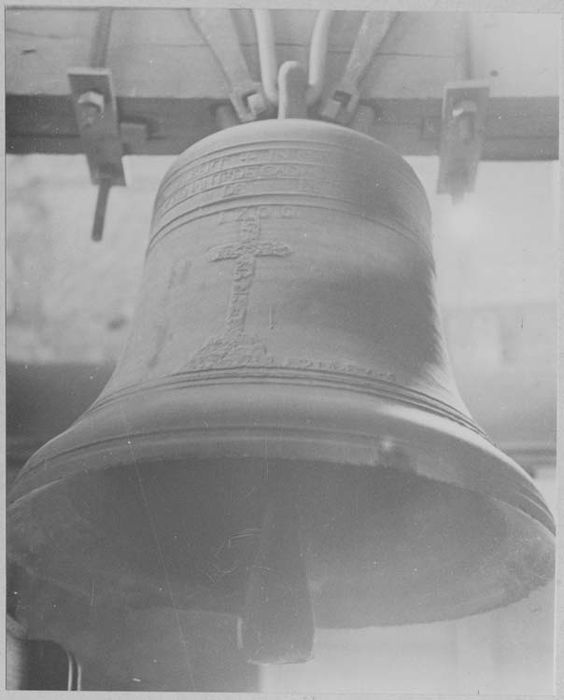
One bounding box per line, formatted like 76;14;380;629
69;68;126;188
69;8;147;241
190;8;269;123
68;68;147;241
318;11;396;125
252;9;336;110
436;80;490;202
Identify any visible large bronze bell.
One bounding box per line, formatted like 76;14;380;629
8;120;554;664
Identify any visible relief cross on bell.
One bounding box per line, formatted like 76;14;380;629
187;208;293;368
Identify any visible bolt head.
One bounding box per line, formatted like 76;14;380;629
246;91;268;119
77;90;105;125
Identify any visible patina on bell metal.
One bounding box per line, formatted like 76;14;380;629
8;120;554;663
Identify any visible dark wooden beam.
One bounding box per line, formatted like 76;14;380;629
6;94;558;160
6;10;557;160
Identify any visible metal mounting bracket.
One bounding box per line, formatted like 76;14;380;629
68;68;148;240
318;11;395;125
437;80;490;202
190;8;269;122
68;67;126;187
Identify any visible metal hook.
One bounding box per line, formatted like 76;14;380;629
253;9;335;108
277;61;308;119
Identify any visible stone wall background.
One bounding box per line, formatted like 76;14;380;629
7;154;171;363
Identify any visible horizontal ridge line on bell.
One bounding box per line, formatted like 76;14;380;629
157;152;428;211
160;145;426;186
152;167;430;226
153;168;430;213
154;169;413;220
9;427;554;536
146;199;433;257
158;164;426;215
82;367;483;436
162;136;426;178
8;427;421;486
160;135;428;199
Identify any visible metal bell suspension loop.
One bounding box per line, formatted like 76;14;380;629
253;8;335;108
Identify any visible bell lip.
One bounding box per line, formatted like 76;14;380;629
7;520;554;631
8;377;555;538
8;380;554;629
8;437;555;630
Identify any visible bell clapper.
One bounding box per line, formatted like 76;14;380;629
239;465;315;664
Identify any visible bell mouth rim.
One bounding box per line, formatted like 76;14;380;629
8;379;554;630
8;447;555;629
9;377;554;537
10;429;555;540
